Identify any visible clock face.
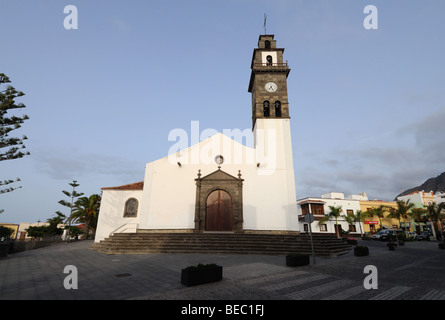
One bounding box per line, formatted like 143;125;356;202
265;82;278;92
215;155;224;165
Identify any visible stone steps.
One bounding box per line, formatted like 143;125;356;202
91;232;352;256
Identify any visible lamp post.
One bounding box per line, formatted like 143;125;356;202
305;207;316;265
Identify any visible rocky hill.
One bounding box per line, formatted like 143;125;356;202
396;172;445;199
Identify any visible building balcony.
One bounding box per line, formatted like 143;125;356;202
253;61;288;68
250;61;290;77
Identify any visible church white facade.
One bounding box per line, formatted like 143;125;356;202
95;35;300;242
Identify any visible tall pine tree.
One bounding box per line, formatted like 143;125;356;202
0;73;29;204
59;180;84;240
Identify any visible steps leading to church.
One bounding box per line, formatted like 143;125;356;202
91;232;352;257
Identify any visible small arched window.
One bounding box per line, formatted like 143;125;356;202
266;55;273;66
124;198;138;217
265;40;271;49
263;101;270;117
275;101;282;117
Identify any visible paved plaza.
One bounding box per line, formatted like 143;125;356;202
1;238;444;302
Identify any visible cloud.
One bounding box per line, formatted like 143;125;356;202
410;108;445;162
295;108;445;200
32;146;144;182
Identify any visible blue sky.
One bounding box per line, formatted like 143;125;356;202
1;0;444;224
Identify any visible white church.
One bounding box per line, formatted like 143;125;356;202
95;35;300;243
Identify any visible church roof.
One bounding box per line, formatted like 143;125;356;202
101;181;144;191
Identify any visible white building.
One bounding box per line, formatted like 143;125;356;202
95;35;300;242
434;192;445;205
397;190;435;207
297;192;365;237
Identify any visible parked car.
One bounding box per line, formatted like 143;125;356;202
406;232;418;240
418;231;432;241
371;229;404;241
371;230;385;240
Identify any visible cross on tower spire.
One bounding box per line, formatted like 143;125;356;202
263;13;267;34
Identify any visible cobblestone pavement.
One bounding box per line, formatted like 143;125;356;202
1;239;444;301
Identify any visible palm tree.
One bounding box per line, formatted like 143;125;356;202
409;207;427;234
48;211;66;225
343;211;355;234
72;194;101;240
368;205;387;230
388;200;415;238
352;210;368;237
425;202;445;241
319;205;343;238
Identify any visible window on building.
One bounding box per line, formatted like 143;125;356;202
319;224;327;232
312;204;324;215
275;101;282;117
124;198;138;217
266;55;273;66
265;40;271;49
335;224;343;235
301;203;324;215
263;101;270;117
348;225;357;232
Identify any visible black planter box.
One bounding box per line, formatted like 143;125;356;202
0;243;8;257
286;254;310;267
181;265;223;287
354;246;369;256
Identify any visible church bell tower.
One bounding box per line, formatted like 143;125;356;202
248;34;291;130
246;34;298;232
248;35;294;174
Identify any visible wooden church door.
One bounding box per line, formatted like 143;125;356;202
205;190;232;231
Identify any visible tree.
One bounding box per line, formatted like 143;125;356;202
59;180;84;240
409;207;427;233
0;226;14;240
342;210;367;238
349;210;368;237
72;194;101;239
388;200;415;238
49;211;66;225
0;73;30;202
25;226;46;239
26;213;65;240
425;202;445;241
319;205;343;238
368;205;388;230
66;225;83;240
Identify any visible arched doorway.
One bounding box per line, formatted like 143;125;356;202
194;168;243;233
206;190;232;231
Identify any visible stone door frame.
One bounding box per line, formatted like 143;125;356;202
194;167;244;233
